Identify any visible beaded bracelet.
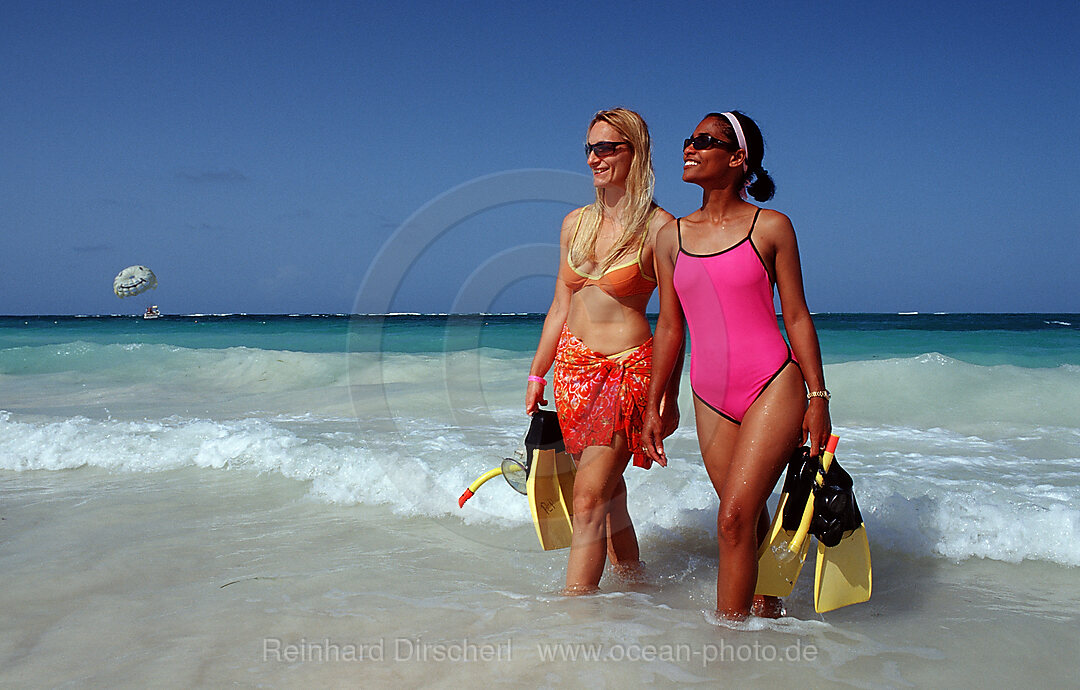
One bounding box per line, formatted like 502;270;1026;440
807;389;831;401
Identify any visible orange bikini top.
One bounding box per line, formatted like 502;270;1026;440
561;210;657;298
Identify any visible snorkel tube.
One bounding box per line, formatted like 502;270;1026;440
458;467;504;508
457;456;529;508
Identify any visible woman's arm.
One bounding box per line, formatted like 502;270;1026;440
767;211;831;456
641;219;686;465
646;211;684;438
526;210;579;415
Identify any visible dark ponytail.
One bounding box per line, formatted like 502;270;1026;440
705;110;775;201
747;166;775;202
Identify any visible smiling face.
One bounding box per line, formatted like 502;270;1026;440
682;117;741;185
585;121;633;190
117;276;149;290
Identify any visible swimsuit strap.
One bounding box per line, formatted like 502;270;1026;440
636;209;653;254
744;207;773;284
566;208;590;275
745;207;762;240
676;218;684;251
625;207;656;264
572;207;586;238
642;207;658;243
634;208;659;281
634;233;651;280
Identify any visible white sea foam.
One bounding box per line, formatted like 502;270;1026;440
1;407;1077;567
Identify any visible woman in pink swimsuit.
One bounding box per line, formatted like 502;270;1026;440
641;111;831;621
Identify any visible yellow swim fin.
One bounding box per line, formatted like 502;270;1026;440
810;439;872;612
755;444;821;597
524;411;575;550
756;435;872;611
755;492;810;597
814;523;872;612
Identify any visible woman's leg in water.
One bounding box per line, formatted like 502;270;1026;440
696;364;805;619
606;476;643;575
564;433;632;593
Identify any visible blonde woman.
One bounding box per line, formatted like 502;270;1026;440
526;108;680;593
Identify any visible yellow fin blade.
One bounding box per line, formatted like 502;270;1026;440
813;524;872;613
527;448;575;550
755;493;811;597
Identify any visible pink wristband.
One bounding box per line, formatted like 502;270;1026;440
528;375;547;386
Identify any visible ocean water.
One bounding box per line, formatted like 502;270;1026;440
2;313;1078;686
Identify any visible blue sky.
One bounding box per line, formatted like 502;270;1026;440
2;0;1077;315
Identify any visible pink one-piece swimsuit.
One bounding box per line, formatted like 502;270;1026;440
672;209;796;424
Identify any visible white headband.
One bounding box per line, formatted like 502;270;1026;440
720;112;749;172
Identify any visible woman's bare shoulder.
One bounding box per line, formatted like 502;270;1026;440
560;206;589;241
562;206;589;227
651;215;682;255
646;206;676;241
754;208;796;246
650;205;676;226
755;208;794;231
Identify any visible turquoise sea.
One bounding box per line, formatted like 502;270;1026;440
2;313;1078;686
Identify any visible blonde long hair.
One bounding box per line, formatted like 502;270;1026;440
568;108;656;273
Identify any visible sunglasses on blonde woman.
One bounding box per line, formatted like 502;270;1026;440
585;141;630;157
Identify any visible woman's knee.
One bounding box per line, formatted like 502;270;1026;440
717;502;755;549
573;487;607;523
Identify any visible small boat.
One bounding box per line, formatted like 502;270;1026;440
143;305;161;319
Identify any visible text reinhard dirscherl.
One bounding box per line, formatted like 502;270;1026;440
263;638;510;663
262;638;819;666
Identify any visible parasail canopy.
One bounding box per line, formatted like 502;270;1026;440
113;265;158;298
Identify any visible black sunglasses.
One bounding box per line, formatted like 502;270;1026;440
585;141;630;157
684;134;737;151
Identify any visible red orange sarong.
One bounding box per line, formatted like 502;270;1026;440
552;325;656;469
